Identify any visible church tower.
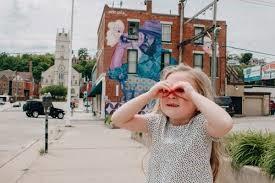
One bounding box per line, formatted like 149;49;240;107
54;28;71;85
41;28;81;97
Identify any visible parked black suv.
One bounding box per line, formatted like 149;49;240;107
214;96;235;117
23;100;65;119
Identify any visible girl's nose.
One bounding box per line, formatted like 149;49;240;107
167;93;176;99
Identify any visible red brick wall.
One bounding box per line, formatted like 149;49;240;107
96;5;227;101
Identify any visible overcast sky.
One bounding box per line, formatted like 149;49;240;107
0;0;274;62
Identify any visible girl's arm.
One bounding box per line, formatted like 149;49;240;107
190;91;233;137
111;81;170;132
111;92;151;132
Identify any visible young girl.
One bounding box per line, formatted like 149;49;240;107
111;64;233;183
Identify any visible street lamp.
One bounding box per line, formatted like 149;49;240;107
66;0;75;127
42;92;52;153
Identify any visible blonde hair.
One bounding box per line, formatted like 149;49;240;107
154;63;221;182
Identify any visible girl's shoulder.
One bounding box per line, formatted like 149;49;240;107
142;112;166;124
142;112;166;137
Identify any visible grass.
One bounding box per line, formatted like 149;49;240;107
260;142;275;179
225;131;273;169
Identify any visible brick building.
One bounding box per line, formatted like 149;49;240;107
90;0;227;118
0;70;36;101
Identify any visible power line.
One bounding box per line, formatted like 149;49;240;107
239;0;275;7
225;45;275;57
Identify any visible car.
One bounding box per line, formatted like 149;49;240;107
23;100;65;119
214;96;235;117
12;102;21;107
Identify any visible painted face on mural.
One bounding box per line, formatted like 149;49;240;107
106;20;125;47
138;32;157;56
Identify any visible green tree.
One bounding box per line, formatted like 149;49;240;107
73;63;85;73
40;85;67;99
240;53;253;65
78;48;89;61
84;60;96;80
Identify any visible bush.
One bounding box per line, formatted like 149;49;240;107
261;143;275;179
40;85;67;99
228;131;272;168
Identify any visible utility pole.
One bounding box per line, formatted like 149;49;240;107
211;0;220;94
179;0;185;64
66;0;74;127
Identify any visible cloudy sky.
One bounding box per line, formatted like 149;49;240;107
0;0;274;61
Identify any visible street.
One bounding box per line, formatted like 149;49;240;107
0;109;63;168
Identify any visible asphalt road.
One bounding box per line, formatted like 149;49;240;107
0;109;64;168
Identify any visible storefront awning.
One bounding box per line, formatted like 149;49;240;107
88;81;102;97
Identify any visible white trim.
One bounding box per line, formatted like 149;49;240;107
95;73;106;86
194;24;205;28
193;50;205;54
162;42;172;45
100;77;106;119
160;21;173;25
127;18;140;22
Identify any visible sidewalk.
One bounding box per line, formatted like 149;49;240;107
15;119;147;183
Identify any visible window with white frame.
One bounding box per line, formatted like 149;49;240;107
194;27;204;44
193;53;203;69
127;49;138;74
161;52;171;70
162;24;171;42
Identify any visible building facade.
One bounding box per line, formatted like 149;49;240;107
90;0;227;118
41;29;81;97
0;70;35;100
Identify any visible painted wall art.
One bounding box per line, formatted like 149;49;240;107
107;20;177;101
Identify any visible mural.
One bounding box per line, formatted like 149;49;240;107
107;20;177;101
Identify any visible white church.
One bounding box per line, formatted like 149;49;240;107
41;29;81;97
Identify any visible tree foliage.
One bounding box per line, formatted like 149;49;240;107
40;85;67;99
78;48;89;61
0;52;54;83
240;53;253;65
73;58;96;80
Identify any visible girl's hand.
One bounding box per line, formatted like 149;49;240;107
147;81;171;99
172;81;197;99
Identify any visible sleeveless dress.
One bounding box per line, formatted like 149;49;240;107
144;112;217;183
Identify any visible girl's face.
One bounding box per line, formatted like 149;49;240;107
160;71;198;126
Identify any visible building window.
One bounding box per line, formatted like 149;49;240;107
45;79;48;83
127;49;138;74
75;80;78;85
59;73;64;80
193;54;203;69
161;52;171;70
162;24;171;42
128;22;139;39
71;88;75;94
210;57;219;77
194;27;204;45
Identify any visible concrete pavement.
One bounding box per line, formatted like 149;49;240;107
9;116;147;183
0;110;275;183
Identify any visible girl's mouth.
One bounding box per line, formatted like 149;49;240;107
166;103;179;107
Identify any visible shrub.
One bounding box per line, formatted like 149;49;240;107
261;143;275;179
229;131;272;168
